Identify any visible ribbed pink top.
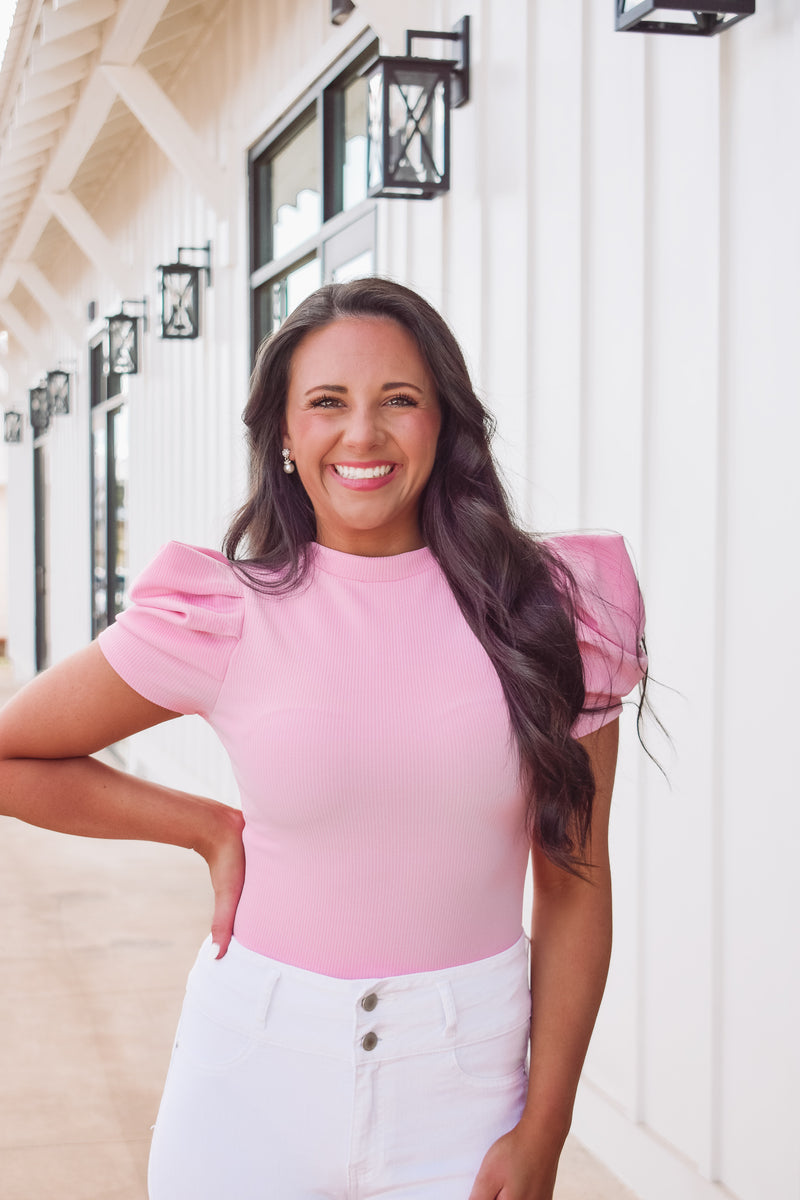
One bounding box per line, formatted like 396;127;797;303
98;533;645;978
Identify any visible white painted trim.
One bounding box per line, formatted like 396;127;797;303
30;28;102;73
101;64;229;219
16;261;84;344
573;1084;739;1200
40;0;118;44
100;0;171;67
242;17;373;150
44;68;118;193
0;301;38;361
43;190;137;297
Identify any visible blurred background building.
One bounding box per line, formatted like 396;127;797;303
0;2;797;1199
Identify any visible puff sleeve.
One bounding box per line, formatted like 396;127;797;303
547;533;647;739
97;541;244;718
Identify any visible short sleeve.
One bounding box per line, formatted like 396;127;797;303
546;533;647;739
97;541;244;717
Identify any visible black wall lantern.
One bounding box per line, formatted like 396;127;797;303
615;1;755;35
106;298;148;374
46;368;70;415
365;16;470;200
29;383;49;435
157;242;212;340
3;410;22;444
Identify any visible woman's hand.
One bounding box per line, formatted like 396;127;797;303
468;721;621;1200
468;1123;560;1200
197;804;246;958
0;643;247;954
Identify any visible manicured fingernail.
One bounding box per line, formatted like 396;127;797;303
210;942;221;960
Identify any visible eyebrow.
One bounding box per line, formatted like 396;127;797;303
304;381;424;396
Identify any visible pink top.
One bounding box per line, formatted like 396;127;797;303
98;532;645;978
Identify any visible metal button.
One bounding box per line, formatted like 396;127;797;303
361;992;378;1012
361;1031;378;1052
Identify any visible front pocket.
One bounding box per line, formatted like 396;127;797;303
452;1020;530;1088
172;998;259;1073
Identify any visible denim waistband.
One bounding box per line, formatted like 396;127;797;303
184;934;531;1064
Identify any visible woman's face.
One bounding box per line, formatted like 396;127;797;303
283;316;441;556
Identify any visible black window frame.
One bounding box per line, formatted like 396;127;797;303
89;334;127;640
248;31;379;359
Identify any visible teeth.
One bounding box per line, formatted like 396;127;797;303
334;464;394;479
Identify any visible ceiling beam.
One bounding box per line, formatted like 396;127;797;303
15;86;79;126
42;68;118;193
40;0;118;44
30;28;103;73
0;300;40;361
0;0;174;302
101;0;172;66
0;156;49;184
22;58;91;102
16;261;84;344
101;63;229;218
44;190;136;297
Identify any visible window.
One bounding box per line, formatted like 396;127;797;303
90;338;128;638
249;33;378;356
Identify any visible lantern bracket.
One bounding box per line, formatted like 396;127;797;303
169;241;213;286
111;297;149;332
405;15;470;108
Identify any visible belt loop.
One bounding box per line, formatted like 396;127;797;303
437;980;457;1038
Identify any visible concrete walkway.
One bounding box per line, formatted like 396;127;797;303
0;664;639;1199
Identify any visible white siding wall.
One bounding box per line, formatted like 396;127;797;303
4;1;798;1197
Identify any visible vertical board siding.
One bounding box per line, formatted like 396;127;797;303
637;36;721;1168
526;0;584;532
4;2;800;1197
717;9;800;1198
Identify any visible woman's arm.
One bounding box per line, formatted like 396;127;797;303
469;718;619;1200
0;643;245;955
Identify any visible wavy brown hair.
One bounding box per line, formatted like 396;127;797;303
225;278;643;873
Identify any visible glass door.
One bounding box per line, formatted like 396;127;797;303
90;339;127;638
33;443;49;671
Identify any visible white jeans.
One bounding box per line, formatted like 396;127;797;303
148;934;531;1199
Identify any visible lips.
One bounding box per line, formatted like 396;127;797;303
327;462;399;491
333;464;395;479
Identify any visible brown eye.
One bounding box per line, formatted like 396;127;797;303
309;396;343;409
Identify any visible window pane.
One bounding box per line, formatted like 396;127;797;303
271;257;322;333
92;422;108;637
111;406;129;619
342;75;368;211
271;115;322;260
332;249;373;283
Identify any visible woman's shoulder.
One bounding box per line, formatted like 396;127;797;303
118;540;246;642
540;531;642;631
539;532;646;736
132;540;242;593
97;542;246;717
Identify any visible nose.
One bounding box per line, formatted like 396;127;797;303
341;404;385;452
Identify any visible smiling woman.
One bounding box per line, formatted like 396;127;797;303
281;316;441;556
1;278;647;1200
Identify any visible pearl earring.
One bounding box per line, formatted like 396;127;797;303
282;448;295;475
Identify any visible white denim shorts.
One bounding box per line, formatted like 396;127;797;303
148;933;531;1200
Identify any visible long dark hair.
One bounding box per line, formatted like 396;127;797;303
225;278;636;873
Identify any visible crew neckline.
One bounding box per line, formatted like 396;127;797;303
311;541;436;582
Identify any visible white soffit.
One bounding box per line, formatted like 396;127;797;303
0;0;225;350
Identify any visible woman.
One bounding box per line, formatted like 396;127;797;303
0;279;646;1199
